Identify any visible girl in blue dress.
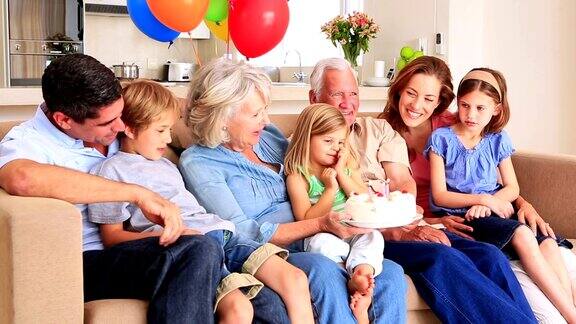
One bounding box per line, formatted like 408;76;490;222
425;68;576;322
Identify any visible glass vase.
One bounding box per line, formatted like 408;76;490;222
342;43;362;84
342;44;359;68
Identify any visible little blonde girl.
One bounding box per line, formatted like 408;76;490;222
285;103;384;324
88;80;314;324
426;68;576;322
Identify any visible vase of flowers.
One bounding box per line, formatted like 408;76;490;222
321;12;380;68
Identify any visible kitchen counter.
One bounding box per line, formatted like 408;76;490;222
0;83;388;121
1;83;388;105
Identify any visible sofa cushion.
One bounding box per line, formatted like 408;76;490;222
84;299;147;324
513;152;576;239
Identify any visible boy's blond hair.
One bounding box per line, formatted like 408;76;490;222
285;103;357;177
121;80;181;132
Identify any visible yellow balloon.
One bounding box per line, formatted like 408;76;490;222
204;19;228;41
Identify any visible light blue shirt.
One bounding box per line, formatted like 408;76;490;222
88;151;235;235
179;125;293;244
0;105;120;251
423;126;515;214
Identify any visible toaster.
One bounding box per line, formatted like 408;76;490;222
166;62;195;82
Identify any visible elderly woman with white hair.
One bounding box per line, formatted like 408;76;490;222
178;57;408;324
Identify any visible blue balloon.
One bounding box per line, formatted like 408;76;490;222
127;0;179;42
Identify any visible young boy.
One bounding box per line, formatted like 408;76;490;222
87;80;314;324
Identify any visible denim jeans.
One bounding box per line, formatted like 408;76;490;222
385;232;537;324
207;230;266;275
287;252;407;324
83;235;223;324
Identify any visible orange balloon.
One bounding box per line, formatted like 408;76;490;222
204;19;228;41
147;0;209;32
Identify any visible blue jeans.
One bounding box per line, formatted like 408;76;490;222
385;232;537;324
207;230;265;275
287;252;407;324
83;235;222;324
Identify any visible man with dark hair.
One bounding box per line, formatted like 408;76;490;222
0;54;223;323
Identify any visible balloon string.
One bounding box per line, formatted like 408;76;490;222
168;41;173;49
226;0;231;58
192;39;202;66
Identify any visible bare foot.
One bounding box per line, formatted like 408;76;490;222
350;290;372;324
348;265;375;295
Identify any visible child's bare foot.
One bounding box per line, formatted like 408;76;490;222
348;264;375;295
350;290;372;324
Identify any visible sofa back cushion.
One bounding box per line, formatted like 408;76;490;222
170;112;381;151
0;120;22;140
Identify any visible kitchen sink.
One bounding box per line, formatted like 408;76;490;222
272;82;309;87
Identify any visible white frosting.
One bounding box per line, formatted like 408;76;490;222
345;191;416;222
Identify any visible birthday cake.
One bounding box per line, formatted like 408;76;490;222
345;191;417;223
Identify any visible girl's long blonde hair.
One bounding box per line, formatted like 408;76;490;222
285;103;356;177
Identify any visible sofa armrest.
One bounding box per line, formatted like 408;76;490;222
0;190;84;323
512;151;576;238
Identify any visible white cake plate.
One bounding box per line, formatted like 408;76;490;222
342;213;423;229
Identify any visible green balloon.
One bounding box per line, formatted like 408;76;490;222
396;58;406;71
205;0;229;22
400;46;414;60
411;51;424;60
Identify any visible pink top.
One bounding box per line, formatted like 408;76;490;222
410;112;457;216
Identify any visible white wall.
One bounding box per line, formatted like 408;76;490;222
84;14;197;80
481;0;576;154
363;0;444;80
365;0;576;155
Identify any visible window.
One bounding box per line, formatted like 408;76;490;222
246;0;364;67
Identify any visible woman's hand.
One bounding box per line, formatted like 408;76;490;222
465;205;491;221
439;215;475;240
320;168;339;190
517;201;556;239
320;212;371;239
482;194;514;218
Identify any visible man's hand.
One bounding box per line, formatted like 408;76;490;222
517;201;556;239
397;225;451;246
439;216;475;240
320;212;371;239
135;189;184;246
465;205;491;221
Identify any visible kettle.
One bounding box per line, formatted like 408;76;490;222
111;62;139;79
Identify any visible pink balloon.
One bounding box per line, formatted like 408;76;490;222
229;0;289;58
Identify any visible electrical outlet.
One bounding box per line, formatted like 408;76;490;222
435;33;446;55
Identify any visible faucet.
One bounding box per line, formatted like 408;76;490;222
283;50;307;83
